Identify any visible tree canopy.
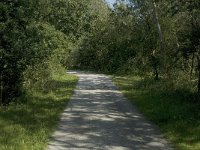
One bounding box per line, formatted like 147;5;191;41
1;0;200;104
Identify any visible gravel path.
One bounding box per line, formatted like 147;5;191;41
47;71;174;150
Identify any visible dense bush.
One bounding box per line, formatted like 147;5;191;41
0;0;97;105
75;0;200;95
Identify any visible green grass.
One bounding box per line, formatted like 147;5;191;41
0;74;78;150
113;75;200;150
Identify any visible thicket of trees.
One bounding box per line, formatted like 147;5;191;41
1;0;200;105
0;0;101;105
75;0;200;96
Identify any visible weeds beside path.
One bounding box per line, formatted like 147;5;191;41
47;71;173;150
0;74;78;150
113;75;200;150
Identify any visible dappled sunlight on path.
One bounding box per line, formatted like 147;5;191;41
47;71;174;150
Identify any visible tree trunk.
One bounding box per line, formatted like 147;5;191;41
152;1;163;51
0;72;2;105
190;52;195;80
152;50;159;80
154;66;159;80
151;1;163;80
197;56;200;95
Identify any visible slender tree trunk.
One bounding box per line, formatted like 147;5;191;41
197;56;200;95
152;1;163;50
154;66;159;80
152;50;159;80
0;71;3;105
190;52;195;80
152;1;163;80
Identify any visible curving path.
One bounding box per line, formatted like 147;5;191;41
47;71;174;150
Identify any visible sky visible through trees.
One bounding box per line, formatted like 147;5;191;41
105;0;116;6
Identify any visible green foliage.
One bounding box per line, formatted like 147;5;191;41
74;0;200;94
1;0;200;148
40;0;92;39
0;73;78;150
0;0;94;104
76;3;138;72
113;75;200;150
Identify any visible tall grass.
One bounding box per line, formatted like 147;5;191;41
113;75;200;150
0;74;78;150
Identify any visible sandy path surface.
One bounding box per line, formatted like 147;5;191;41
47;71;174;150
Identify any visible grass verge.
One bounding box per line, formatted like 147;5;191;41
0;73;78;150
113;75;200;150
